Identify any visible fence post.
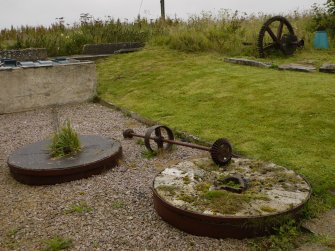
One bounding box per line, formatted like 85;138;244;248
160;0;165;20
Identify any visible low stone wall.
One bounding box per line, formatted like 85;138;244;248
0;62;96;114
82;42;144;55
0;48;48;61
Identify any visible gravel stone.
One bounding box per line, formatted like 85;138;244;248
0;103;249;250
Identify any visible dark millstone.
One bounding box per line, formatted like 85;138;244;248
319;63;335;73
278;63;316;73
7;135;122;185
224;58;273;68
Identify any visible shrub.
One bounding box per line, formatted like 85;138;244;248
309;1;335;36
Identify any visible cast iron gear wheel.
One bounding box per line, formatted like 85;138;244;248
210;138;232;166
257;16;295;58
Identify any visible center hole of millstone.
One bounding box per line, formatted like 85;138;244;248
214;174;248;194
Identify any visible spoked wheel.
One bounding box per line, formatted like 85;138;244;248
257;16;299;58
144;125;174;152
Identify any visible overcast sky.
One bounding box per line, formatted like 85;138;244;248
1;0;326;29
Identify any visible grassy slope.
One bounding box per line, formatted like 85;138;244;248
97;47;335;209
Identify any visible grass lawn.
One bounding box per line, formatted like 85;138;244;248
97;47;335;211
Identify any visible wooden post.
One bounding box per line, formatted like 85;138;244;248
160;0;165;20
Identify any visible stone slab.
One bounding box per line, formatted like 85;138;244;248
319;63;335;73
302;209;335;238
224;58;273;68
70;54;113;61
0;48;48;61
278;63;317;72
294;243;328;251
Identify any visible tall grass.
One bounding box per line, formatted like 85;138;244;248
0;10;333;57
151;10;330;56
0;16;157;56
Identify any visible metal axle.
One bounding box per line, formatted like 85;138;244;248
128;132;210;151
123;125;233;166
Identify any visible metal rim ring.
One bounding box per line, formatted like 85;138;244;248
144;125;174;152
152;170;312;239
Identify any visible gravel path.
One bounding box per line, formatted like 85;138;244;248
0;103;249;251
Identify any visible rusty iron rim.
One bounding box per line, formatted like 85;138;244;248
144;125;174;152
152;170;311;239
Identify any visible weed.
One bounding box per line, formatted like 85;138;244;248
194;158;220;172
196;190;251;214
178;194;196;203
183;176;191;185
244;192;270;201
156;185;179;196
49;120;81;158
141;149;158;159
41;236;73;251
65;201;92;214
195;182;211;192
260;205;277;213
267;171;302;185
4;228;20;249
111;201;124;209
216;176;242;189
136;139;145;146
248;220;299;251
6;228;19;237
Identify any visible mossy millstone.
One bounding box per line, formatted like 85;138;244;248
152;157;311;239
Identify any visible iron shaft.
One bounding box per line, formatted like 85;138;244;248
129;132;210;151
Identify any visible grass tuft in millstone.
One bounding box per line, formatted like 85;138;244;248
49;120;81;158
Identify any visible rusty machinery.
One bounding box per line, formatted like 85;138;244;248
244;16;304;57
123;125;233;166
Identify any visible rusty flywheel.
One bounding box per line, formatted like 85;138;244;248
257;16;304;57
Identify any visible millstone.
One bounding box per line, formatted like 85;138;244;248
7;135;122;185
152;157;311;238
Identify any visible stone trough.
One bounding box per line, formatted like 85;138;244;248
153;157;311;239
